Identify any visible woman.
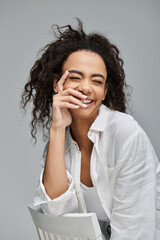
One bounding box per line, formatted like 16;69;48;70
21;19;160;239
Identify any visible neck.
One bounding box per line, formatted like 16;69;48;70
70;118;93;152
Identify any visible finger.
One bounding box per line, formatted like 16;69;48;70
54;101;80;109
57;70;69;93
60;88;88;100
55;95;88;108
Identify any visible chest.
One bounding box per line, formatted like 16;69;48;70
80;151;93;187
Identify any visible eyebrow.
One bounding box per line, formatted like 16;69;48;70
68;70;105;80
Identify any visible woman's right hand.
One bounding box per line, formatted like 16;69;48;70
50;70;87;130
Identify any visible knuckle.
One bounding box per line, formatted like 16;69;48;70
52;101;56;108
69;96;73;101
67;88;73;92
52;97;59;105
52;95;57;101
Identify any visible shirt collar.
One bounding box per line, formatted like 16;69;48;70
65;104;112;152
89;104;112;132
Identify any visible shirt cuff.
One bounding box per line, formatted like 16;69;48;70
34;169;78;216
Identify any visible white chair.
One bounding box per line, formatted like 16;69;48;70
28;204;104;240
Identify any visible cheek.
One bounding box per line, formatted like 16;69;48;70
63;80;72;90
63;80;78;90
95;88;106;100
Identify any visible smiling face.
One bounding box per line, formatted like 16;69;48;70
61;50;108;122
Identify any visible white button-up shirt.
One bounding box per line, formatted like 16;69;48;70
34;104;160;240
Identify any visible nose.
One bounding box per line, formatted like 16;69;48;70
78;80;92;95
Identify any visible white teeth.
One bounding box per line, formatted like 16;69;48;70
81;100;93;104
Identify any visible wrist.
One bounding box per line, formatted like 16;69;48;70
49;126;66;135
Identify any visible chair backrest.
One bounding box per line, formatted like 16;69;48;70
28;204;103;240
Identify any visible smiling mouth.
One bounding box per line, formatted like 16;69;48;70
80;99;94;104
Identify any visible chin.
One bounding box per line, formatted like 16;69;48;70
70;104;100;121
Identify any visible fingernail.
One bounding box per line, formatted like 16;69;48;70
82;95;87;98
82;104;87;107
74;105;80;108
65;70;69;74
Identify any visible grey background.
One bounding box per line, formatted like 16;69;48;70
0;0;159;239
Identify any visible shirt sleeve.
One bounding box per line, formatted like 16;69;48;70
33;143;79;216
110;130;158;240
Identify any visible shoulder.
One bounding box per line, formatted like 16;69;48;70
100;104;143;137
91;104;140;135
99;105;152;158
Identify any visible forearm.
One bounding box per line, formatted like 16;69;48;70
42;127;68;200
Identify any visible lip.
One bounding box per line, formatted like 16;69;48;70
85;98;93;101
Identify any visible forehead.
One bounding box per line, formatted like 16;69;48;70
62;50;107;76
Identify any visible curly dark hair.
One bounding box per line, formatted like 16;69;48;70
20;18;131;143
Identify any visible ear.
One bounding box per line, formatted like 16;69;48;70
102;85;108;100
53;77;58;93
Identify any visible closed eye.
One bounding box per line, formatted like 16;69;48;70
69;77;81;82
93;80;103;84
69;77;103;84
